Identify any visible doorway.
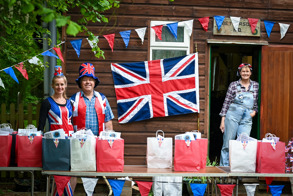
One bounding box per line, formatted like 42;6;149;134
209;44;261;163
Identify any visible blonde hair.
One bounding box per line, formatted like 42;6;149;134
51;76;68;99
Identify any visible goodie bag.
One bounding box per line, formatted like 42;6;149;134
256;134;285;173
96;138;124;172
152;176;182;196
16;135;43;167
229;133;257;172
42;138;70;171
174;138;208;171
70;136;96;171
0;135;12;167
147;130;173;168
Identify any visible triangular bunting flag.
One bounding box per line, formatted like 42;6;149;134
264;20;275;38
41;50;60;59
248;18;259;34
166;22;178;40
265;177;274;192
243;183;259;196
28;56;42;66
230;16;241;32
108;179;125;196
136;181;153;196
82;177;98;196
53;47;64;62
214;15;225;31
104;33;115;52
217;184;236;196
15;62;28;80
183;19;194;36
190;183;207;196
70;39;83;57
86;36;99;54
198;17;210;31
3;67;19;83
135;27;147;44
54;175;71;196
152;25;163;40
0;77;5;89
269;185;285;196
119;30;131;48
279;23;290;40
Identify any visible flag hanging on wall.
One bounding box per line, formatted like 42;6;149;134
111;53;200;124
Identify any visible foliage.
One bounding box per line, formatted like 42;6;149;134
0;0;120;106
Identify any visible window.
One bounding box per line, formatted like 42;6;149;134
150;21;191;60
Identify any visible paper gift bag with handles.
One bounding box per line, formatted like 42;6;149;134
16;135;43;167
147;130;173;168
42;138;70;171
229;133;258;172
174;138;208;171
256;133;285;173
70;136;96;171
0;135;12;167
96;138;124;172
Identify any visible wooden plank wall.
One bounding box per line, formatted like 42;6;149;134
63;0;293;164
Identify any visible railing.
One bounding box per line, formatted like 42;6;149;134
0;103;41;130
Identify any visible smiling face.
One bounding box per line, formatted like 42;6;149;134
239;66;252;80
52;77;67;95
80;76;95;93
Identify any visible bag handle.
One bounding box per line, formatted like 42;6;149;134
26;124;36;129
237;133;250;142
156;130;164;138
0;123;12;129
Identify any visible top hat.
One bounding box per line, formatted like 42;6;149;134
54;66;64;77
75;62;100;88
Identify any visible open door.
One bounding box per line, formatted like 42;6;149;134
261;45;293;142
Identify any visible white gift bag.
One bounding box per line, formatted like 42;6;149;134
152;176;182;196
229;133;257;173
70;136;96;171
147;130;173;168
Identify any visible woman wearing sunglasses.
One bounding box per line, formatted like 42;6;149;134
219;63;259;166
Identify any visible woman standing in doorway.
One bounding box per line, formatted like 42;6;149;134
219;63;259;166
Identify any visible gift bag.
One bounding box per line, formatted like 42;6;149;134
42;138;70;171
71;136;96;171
285;138;293;173
17;135;43;167
96;138;124;172
229;133;257;172
0;135;12;167
147;130;173;168
256;139;286;173
152;176;182;196
174;139;208;171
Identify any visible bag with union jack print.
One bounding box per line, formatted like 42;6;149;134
42;138;70;171
229;133;257;172
16;135;43;167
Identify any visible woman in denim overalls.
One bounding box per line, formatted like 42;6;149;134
219;63;259;166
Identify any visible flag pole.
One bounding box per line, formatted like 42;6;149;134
194;42;200;131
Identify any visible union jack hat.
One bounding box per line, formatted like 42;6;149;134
54;66;64;77
76;62;100;88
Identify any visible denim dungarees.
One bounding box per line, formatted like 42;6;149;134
220;84;255;166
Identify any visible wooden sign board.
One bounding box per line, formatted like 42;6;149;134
213;18;261;37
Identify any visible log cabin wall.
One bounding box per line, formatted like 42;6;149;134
63;0;293;165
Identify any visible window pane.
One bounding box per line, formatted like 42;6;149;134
155;26;184;42
152;50;187;60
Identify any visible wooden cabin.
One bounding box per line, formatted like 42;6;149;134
63;0;293;165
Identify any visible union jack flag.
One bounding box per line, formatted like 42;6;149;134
111;53;200;123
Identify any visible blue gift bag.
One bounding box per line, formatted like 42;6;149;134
42;138;70;171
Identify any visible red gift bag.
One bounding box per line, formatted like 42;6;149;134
174;139;208;171
96;138;124;172
17;135;42;167
0;135;12;167
256;141;285;173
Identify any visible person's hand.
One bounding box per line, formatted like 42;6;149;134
250;111;256;118
220;117;225;133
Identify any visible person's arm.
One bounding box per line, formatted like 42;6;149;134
219;82;235;117
37;99;50;132
105;120;113;131
250;81;259;117
220;116;225;133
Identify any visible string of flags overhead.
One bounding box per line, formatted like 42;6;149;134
0;15;291;89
